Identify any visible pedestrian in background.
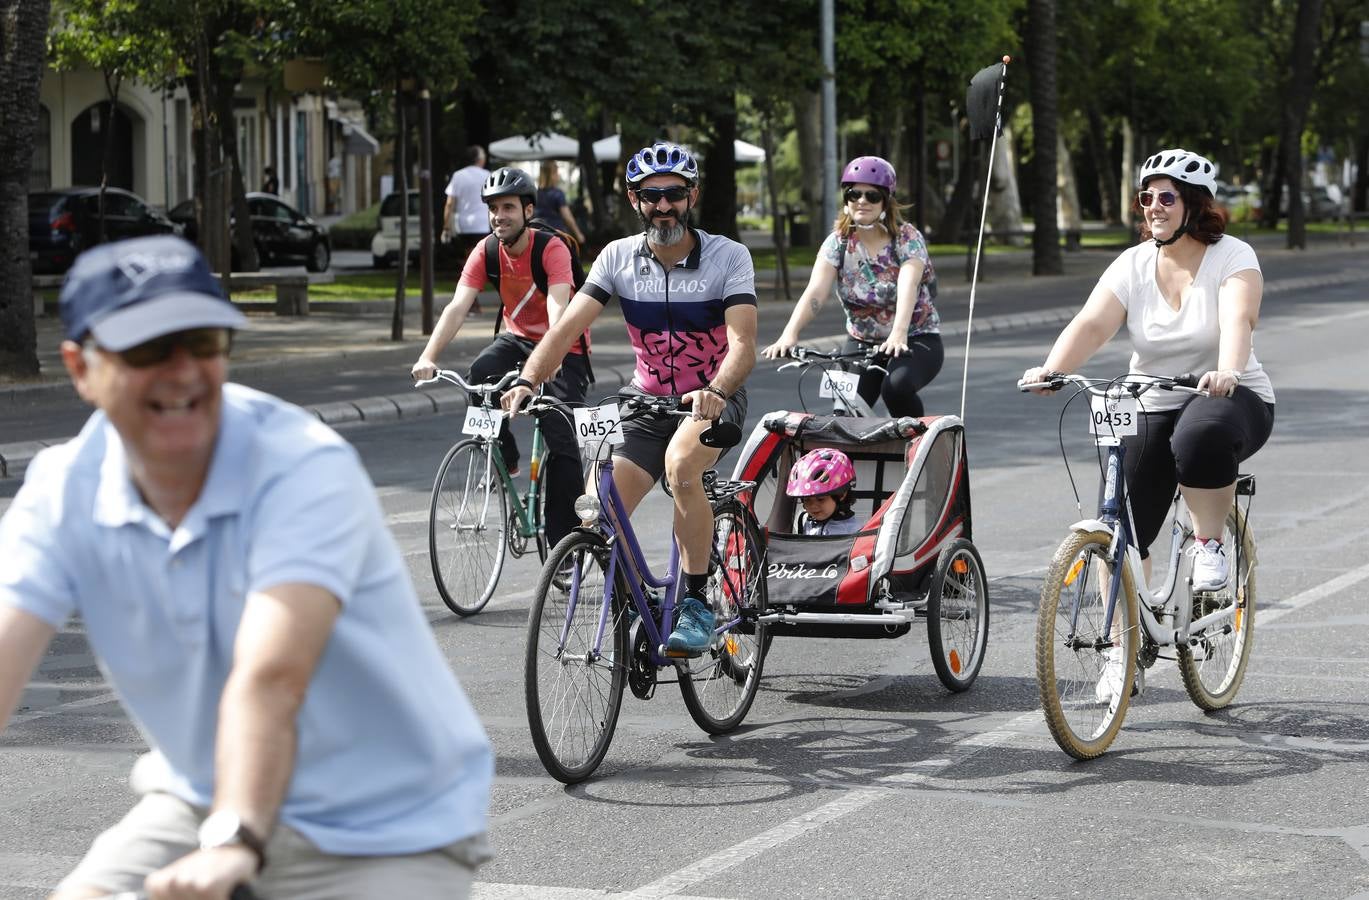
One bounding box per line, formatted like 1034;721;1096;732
535;164;586;245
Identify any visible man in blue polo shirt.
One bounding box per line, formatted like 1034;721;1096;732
0;236;493;899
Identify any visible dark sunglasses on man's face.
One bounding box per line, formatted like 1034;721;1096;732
1137;189;1178;208
843;188;884;205
100;328;234;368
634;186;691;205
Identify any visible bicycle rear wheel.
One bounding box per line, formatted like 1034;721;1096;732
678;500;769;734
926;538;990;692
1036;529;1139;760
1178;504;1257;710
428;439;508;616
525;531;628;783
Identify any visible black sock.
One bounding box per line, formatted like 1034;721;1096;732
684;572;709;600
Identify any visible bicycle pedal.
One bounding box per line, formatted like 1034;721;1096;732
660;644;703;659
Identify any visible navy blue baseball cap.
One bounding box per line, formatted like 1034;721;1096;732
59;235;246;351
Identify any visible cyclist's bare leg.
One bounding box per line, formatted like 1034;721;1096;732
664;419;724;575
611;457;658;516
1181;482;1237;540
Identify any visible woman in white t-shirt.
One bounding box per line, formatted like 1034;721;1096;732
1022;148;1275;595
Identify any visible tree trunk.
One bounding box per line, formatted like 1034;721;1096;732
792;89;824;239
392;82;408;342
1057;132;1082;250
1026;0;1063;275
1354;131;1368;213
760;116;790;300
615;123;653;236
576;126;604;243
419;87;434;335
936;121;977;243
913;86;927;232
1119;117;1135;232
213;64;258;272
98;71;123;244
1086;105;1119;224
1281;0;1325;250
0;0;49;378
699;102;738;240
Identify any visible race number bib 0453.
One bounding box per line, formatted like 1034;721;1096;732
1089;395;1139;438
462;406;504;439
574;403;624;447
819;370;861;401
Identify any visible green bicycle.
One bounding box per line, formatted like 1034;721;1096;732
417;369;553;616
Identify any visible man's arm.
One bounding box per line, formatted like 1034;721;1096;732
0;606;56;732
412;283;483;380
545;282;572;330
708;303;758;397
442;196;457;239
145;582;341;896
520;293;602;387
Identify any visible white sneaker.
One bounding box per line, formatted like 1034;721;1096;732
1189;538;1229;592
1095;648;1143;704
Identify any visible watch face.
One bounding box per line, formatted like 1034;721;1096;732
199;810;243;848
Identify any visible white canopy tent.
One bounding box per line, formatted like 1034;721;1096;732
591;135;766;164
488;132;580;161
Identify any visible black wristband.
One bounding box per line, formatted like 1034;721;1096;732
512;377;536;391
702;384;728;401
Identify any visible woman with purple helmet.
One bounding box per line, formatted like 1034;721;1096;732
763;155;943;418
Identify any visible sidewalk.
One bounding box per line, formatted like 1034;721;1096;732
3;234;1365;480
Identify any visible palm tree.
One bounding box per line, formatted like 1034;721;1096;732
1027;0;1063;275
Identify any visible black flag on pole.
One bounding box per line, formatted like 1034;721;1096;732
967;62;1006;141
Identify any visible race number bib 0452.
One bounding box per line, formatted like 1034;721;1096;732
462;406;504;439
819;370;861;401
574;403;624;447
1089;395;1139;438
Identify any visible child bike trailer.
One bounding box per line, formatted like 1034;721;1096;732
729;411;988;691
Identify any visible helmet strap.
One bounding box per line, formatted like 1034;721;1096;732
1153;210;1189;247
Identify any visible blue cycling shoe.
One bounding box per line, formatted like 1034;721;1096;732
665;596;715;657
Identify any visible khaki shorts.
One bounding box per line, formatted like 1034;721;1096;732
58;791;492;899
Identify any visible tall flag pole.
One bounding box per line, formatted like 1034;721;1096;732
960;55;1011;422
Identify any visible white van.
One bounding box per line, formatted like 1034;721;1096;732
370;190;438;268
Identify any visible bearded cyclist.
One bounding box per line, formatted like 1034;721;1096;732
502;141;758;656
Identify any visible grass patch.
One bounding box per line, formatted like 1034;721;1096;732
232;270;465;302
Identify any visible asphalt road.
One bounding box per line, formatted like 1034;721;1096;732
2;269;1369;898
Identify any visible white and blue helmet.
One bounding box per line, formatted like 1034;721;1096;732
626;141;699;185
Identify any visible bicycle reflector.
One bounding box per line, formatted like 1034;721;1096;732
574;494;602;525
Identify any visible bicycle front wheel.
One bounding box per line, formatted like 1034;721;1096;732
428;439;509;616
1178;503;1257;710
525;531;628;783
1036;529;1139;760
678;500;769;734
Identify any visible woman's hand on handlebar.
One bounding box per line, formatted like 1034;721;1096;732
411;358;438;382
1020;365;1062;395
876;334;909;358
1197;368;1240;398
761;334;799;360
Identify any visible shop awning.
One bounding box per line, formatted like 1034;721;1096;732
342;122;379;156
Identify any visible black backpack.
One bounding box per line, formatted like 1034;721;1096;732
483;219;592;380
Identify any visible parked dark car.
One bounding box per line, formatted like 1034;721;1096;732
28;186;181;274
168;192;331;272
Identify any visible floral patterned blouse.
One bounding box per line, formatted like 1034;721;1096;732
819;222;939;342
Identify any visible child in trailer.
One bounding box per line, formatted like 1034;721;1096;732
787;448;863;536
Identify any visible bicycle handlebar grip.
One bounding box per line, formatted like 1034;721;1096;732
1171;373;1200;389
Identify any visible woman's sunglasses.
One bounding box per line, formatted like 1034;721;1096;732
99;328;234;368
843;188;885;205
634;186;691;205
1137;189;1178;208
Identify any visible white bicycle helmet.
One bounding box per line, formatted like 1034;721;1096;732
1137;148;1218;197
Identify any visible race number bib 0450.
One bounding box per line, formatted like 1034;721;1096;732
819;370;861;401
574;403;624;447
462;406;504;439
1089;395;1139;438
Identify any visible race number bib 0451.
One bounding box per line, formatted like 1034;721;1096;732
819;370;861;401
1089;395;1139;438
462;406;504;439
574;403;624;447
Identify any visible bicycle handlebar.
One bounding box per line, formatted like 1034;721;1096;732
413;368;520;397
775;345;887;375
1017;371;1206;397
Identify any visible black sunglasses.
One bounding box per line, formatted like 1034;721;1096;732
634;186;691;205
843;188;885;205
100;328;234;369
1137;189;1178;208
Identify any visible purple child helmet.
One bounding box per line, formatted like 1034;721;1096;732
840;156;896;193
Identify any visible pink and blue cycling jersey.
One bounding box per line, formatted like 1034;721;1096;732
582;229;756;396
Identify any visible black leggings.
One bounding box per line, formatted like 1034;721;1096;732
1122;386;1274;557
468;332;590;548
841;333;944;418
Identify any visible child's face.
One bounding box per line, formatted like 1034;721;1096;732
800;494;838;522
